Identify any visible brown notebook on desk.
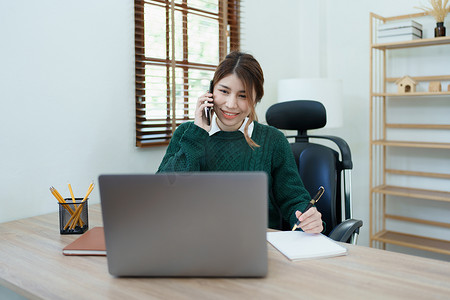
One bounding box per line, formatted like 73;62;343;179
63;227;106;256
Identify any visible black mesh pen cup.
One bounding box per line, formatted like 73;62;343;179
59;198;89;234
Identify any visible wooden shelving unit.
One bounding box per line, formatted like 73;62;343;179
369;12;450;256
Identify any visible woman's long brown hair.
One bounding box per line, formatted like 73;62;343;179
212;52;264;148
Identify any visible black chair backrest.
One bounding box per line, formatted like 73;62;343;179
298;145;340;236
266;100;348;235
265;100;326;136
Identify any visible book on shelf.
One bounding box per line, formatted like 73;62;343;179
267;231;347;261
378;19;422;31
378;26;422;38
62;226;106;256
378;34;422;43
377;19;422;43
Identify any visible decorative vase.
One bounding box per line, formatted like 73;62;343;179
435;22;446;37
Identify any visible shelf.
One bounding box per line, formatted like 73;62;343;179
385;214;450;228
385;168;450;179
385;124;450;130
372;91;450;97
372;139;450;149
386;75;450;82
372;36;450;50
372;230;450;255
372;185;450;202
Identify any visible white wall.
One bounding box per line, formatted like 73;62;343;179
1;0;448;260
241;0;302;119
0;0;167;222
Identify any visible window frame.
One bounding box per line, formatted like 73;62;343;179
134;0;241;147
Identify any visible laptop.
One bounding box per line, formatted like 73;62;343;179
98;172;268;277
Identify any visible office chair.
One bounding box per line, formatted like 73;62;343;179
266;100;363;244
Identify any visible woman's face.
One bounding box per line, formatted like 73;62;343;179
212;73;254;132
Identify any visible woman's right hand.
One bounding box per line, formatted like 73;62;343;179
194;91;214;132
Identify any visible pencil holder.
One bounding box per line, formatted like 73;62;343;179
58;198;89;234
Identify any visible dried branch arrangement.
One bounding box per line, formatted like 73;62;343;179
416;0;450;22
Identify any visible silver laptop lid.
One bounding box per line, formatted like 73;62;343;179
99;172;268;277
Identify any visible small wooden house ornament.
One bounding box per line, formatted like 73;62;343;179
428;81;441;92
395;76;417;93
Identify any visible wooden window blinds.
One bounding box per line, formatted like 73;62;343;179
135;0;241;147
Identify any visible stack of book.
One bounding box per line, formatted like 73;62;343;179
377;20;422;43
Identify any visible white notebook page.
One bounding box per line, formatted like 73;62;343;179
267;231;347;260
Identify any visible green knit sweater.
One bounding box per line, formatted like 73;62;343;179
157;121;311;229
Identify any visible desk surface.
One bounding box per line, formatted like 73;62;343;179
1;205;449;300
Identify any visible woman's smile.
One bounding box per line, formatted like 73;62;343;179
220;109;240;119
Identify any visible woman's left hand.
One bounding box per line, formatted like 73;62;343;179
295;207;323;233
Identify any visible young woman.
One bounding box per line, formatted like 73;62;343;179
157;51;323;233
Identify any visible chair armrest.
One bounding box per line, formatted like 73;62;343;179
328;219;363;244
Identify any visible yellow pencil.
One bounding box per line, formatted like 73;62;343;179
50;187;75;216
65;198;88;230
70;183;94;228
68;183;76;205
51;187;67;203
52;186;86;228
51;186;85;227
87;182;94;195
65;183;94;230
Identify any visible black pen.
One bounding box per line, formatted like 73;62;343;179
291;186;325;231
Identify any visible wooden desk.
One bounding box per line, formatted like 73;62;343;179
1;205;449;300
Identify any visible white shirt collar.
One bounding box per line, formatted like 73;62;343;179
208;114;254;137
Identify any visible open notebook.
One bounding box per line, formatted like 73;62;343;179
267;231;347;260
